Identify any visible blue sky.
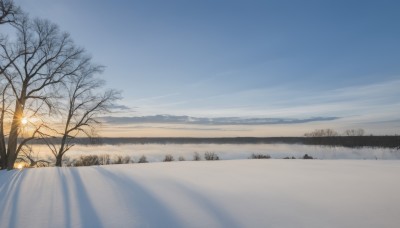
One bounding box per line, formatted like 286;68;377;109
15;0;400;136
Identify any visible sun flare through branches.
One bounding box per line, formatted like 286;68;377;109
21;117;28;125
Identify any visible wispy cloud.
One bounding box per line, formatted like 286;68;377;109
128;79;400;120
103;79;399;136
100;115;339;125
107;104;131;110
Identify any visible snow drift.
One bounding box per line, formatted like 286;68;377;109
1;160;399;228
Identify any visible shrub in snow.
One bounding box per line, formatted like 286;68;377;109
101;155;111;165
75;155;101;166
303;154;313;159
283;156;296;159
163;154;174;162
204;152;219;160
138;155;148;163
124;156;133;163
178;156;185;161
114;156;123;164
193;152;201;161
64;156;74;167
114;155;132;164
250;153;271;159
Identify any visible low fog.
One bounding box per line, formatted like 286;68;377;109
29;144;400;163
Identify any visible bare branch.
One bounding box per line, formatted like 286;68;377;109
0;0;22;25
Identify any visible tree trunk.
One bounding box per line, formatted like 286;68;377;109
0;147;7;170
55;134;68;167
0;93;8;169
6;101;23;170
55;154;63;167
0;128;7;169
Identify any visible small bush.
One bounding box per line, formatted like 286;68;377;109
99;154;111;165
74;155;101;167
193;152;201;161
204;152;219;160
63;156;74;167
178;156;185;161
65;157;79;167
138;155;148;163
250;153;271;159
114;156;123;164
114;155;132;164
303;154;313;159
163;154;174;162
123;155;133;163
283;156;296;159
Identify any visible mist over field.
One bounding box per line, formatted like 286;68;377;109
29;143;400;163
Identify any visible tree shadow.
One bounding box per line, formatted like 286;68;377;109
67;168;104;228
0;167;240;228
0;170;22;193
169;180;241;228
57;168;73;228
0;170;26;227
96;168;184;228
96;167;240;228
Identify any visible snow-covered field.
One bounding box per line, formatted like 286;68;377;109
1;160;400;228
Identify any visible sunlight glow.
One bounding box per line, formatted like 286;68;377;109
21;117;28;125
17;164;23;169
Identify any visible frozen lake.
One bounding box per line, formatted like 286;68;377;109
28;143;400;163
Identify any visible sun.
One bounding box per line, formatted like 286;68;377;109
21;117;28;125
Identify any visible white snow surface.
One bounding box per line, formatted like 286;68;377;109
1;160;400;228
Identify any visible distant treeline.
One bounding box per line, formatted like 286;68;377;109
15;136;400;149
301;136;399;148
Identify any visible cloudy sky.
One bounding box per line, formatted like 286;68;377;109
15;0;400;137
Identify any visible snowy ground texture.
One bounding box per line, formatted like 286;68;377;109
1;160;400;228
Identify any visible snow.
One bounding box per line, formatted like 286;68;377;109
1;160;400;228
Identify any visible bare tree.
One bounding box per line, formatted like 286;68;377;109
0;16;88;169
1;1;118;169
0;0;21;25
0;0;23;168
344;129;365;136
0;80;12;168
43;64;120;167
304;129;339;137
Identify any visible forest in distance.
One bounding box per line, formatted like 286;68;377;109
16;136;400;149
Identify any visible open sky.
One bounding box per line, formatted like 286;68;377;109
14;0;400;137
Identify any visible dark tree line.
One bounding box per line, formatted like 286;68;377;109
0;0;119;169
28;136;399;149
304;128;365;137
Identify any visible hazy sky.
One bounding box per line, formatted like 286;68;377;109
15;0;400;136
